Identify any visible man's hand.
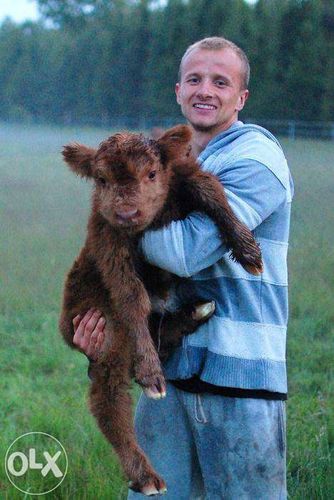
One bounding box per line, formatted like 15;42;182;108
73;309;106;361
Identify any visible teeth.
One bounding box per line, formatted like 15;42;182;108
194;104;216;110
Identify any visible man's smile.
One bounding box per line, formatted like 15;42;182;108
193;103;217;110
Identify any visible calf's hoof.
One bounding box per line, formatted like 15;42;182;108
244;263;263;275
136;366;166;400
143;385;166;400
129;475;167;496
142;374;167;399
192;300;215;321
230;229;263;276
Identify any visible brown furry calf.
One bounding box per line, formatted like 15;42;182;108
59;125;263;495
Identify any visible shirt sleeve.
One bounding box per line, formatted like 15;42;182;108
139;158;288;277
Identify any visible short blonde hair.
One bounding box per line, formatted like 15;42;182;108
178;37;250;90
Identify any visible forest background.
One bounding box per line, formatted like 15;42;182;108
0;0;333;126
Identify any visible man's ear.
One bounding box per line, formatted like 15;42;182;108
175;83;181;105
157;125;192;163
236;89;249;112
62;143;96;178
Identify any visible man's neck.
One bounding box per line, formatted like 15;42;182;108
190;133;211;157
190;119;238;157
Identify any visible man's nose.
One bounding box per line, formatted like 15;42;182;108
196;80;213;99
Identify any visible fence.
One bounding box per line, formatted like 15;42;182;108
3;114;334;140
66;116;334;140
244;119;334;140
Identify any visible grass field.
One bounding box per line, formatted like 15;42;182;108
0;122;333;499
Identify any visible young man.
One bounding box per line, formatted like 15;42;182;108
73;38;293;499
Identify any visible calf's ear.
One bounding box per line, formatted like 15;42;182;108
157;125;192;163
62;143;96;178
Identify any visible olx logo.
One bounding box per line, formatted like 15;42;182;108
5;432;68;495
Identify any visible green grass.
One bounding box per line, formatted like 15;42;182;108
0;123;333;499
282;139;334;499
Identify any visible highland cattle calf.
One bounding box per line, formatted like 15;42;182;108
59;125;263;495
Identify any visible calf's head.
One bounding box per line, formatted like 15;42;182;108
62;125;192;233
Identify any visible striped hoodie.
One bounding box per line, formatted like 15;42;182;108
141;121;294;394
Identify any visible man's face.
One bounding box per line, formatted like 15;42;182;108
175;48;249;136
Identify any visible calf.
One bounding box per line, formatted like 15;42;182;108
59;125;262;495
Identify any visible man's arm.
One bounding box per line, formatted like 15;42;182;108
140;159;288;277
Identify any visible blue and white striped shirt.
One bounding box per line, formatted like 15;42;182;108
141;121;294;394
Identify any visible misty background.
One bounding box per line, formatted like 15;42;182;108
0;0;333;128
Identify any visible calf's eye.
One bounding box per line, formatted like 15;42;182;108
148;170;156;180
97;177;106;186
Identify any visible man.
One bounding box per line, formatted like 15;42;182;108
73;37;293;499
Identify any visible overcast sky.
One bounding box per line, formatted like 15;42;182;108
0;0;39;23
0;0;257;24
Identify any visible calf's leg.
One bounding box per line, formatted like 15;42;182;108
89;353;167;496
181;169;263;275
149;301;215;363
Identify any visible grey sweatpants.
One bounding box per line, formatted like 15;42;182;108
128;382;286;500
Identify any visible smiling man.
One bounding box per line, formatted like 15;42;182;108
74;37;293;499
175;41;249;156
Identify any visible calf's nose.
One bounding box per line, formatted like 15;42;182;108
115;208;139;220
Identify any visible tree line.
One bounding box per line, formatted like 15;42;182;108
0;0;333;125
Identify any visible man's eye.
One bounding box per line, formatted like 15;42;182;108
187;77;199;84
216;80;227;87
148;170;156;180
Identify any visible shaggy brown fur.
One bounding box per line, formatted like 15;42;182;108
59;125;263;495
